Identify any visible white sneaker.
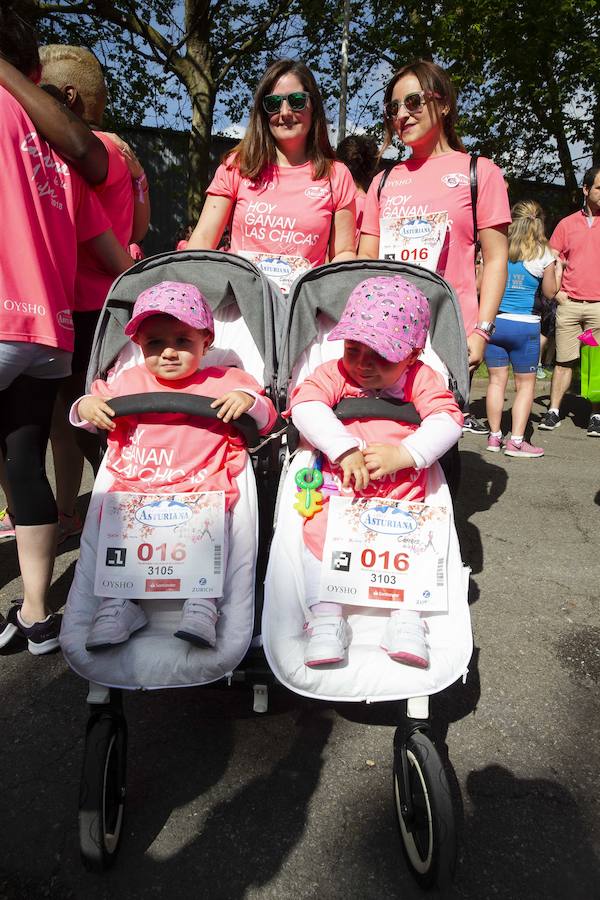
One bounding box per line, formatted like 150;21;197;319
305;615;349;667
86;598;147;651
174;598;218;647
381;612;429;668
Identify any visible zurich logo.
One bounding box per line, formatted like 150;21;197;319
135;499;192;528
360;505;417;535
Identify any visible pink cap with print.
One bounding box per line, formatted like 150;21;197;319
124;281;214;337
328;276;430;363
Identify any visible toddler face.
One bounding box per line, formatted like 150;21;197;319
343;340;418;390
134;314;211;381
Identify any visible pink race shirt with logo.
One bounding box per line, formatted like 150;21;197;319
93;364;277;508
0;87;110;351
75;132;135;312
550;211;600;300
362;151;510;334
207;159;356;267
288;358;463;560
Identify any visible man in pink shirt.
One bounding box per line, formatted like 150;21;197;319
540;167;600;435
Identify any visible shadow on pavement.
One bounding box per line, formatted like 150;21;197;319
454;449;508;576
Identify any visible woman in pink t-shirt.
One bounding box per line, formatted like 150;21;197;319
359;60;510;392
188;60;356;292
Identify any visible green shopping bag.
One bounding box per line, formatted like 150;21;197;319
580;345;600;402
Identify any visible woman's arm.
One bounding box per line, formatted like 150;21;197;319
83;230;134;276
541;260;557;300
329;202;357;262
470;224;508;369
0;58;108;184
357;233;380;259
187;195;234;250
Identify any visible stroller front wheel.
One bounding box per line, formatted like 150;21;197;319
79;712;127;871
393;729;456;889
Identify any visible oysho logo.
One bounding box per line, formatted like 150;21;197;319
399;218;433;239
441;173;469;188
135;499;192;528
304;186;329;200
57;310;74;329
360;505;418;535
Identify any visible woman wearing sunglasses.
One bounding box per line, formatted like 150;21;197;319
359;60;510;386
188;59;356;292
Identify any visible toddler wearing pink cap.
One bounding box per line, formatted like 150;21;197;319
73;281;277;651
288;276;464;668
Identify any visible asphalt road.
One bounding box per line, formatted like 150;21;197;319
1;377;599;900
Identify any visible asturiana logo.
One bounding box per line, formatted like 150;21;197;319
360;505;418;535
135;499;192;528
399;219;432;239
57;310;74;329
304;186;329;200
442;173;469;188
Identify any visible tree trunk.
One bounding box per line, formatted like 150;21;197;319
183;0;216;222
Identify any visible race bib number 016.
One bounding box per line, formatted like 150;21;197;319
94;491;225;600
319;497;450;612
238;250;312;294
379;210;448;273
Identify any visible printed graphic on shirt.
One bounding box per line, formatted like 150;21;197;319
241;199;321;252
441;172;469;188
21;131;70;211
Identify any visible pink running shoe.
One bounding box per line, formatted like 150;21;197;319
504;439;544;458
486;434;502;453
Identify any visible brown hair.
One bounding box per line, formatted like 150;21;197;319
508;200;549;262
228;59;334;181
336;134;378;192
381;59;465;156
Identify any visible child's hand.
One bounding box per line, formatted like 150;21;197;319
363;443;415;479
211;390;254;423
338;448;370;490
78;396;116;431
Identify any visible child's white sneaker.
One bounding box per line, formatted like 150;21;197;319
381;612;429;668
86;598;147;651
305;615;349;667
174;598;218;647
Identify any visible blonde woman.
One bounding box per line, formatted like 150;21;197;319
484;201;557;457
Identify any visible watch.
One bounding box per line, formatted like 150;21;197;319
476;320;496;337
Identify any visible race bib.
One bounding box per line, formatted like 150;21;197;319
379;210;448;273
94;491;225;600
238;250;312;294
318;497;449;612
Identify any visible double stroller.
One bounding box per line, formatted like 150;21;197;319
61;252;473;889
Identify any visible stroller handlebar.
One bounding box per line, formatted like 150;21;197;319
107;393;261;447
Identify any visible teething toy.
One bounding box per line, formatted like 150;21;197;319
294;467;324;519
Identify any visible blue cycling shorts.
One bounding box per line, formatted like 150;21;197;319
484;317;540;374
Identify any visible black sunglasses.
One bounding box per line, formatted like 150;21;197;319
262;91;311;114
384;90;440;119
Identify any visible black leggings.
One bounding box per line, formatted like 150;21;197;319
0;374;60;526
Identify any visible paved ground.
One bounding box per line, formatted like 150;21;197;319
1;377;599;900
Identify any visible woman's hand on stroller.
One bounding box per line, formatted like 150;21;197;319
211;390;254;423
363;443;415;480
338;448;370;490
77;396;116;431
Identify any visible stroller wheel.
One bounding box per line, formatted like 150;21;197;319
393;729;456;889
79;711;127;871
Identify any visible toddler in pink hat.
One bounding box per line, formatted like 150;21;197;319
73;281;277;651
288;276;464;668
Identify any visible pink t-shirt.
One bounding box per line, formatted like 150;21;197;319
550;211;600;301
288;358;462;559
75;132;135;312
207;158;356;267
92;364;277;509
361;151;511;335
0;87;110;351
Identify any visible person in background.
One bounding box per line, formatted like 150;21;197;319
176;224;193;251
484;200;556;458
539;167;600;436
187;59;356;293
39;44;150;542
359;60;510;454
0;12;132;653
336;134;378;248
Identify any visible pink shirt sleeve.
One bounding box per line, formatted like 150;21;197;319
288;360;345;410
360;170;386;237
549;221;565;256
474;157;511;230
74;177;111;244
331;161;356;211
404;363;464;426
206;160;240;201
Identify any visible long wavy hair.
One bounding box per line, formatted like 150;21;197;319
508;200;549;261
381;59;465;156
228;59;335;181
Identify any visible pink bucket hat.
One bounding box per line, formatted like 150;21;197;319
124;281;214;337
328;276;430;363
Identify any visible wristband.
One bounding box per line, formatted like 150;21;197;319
134;172;148;202
473;327;491;342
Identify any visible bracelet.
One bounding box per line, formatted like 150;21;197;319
473;327;491;342
133;172;148;203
